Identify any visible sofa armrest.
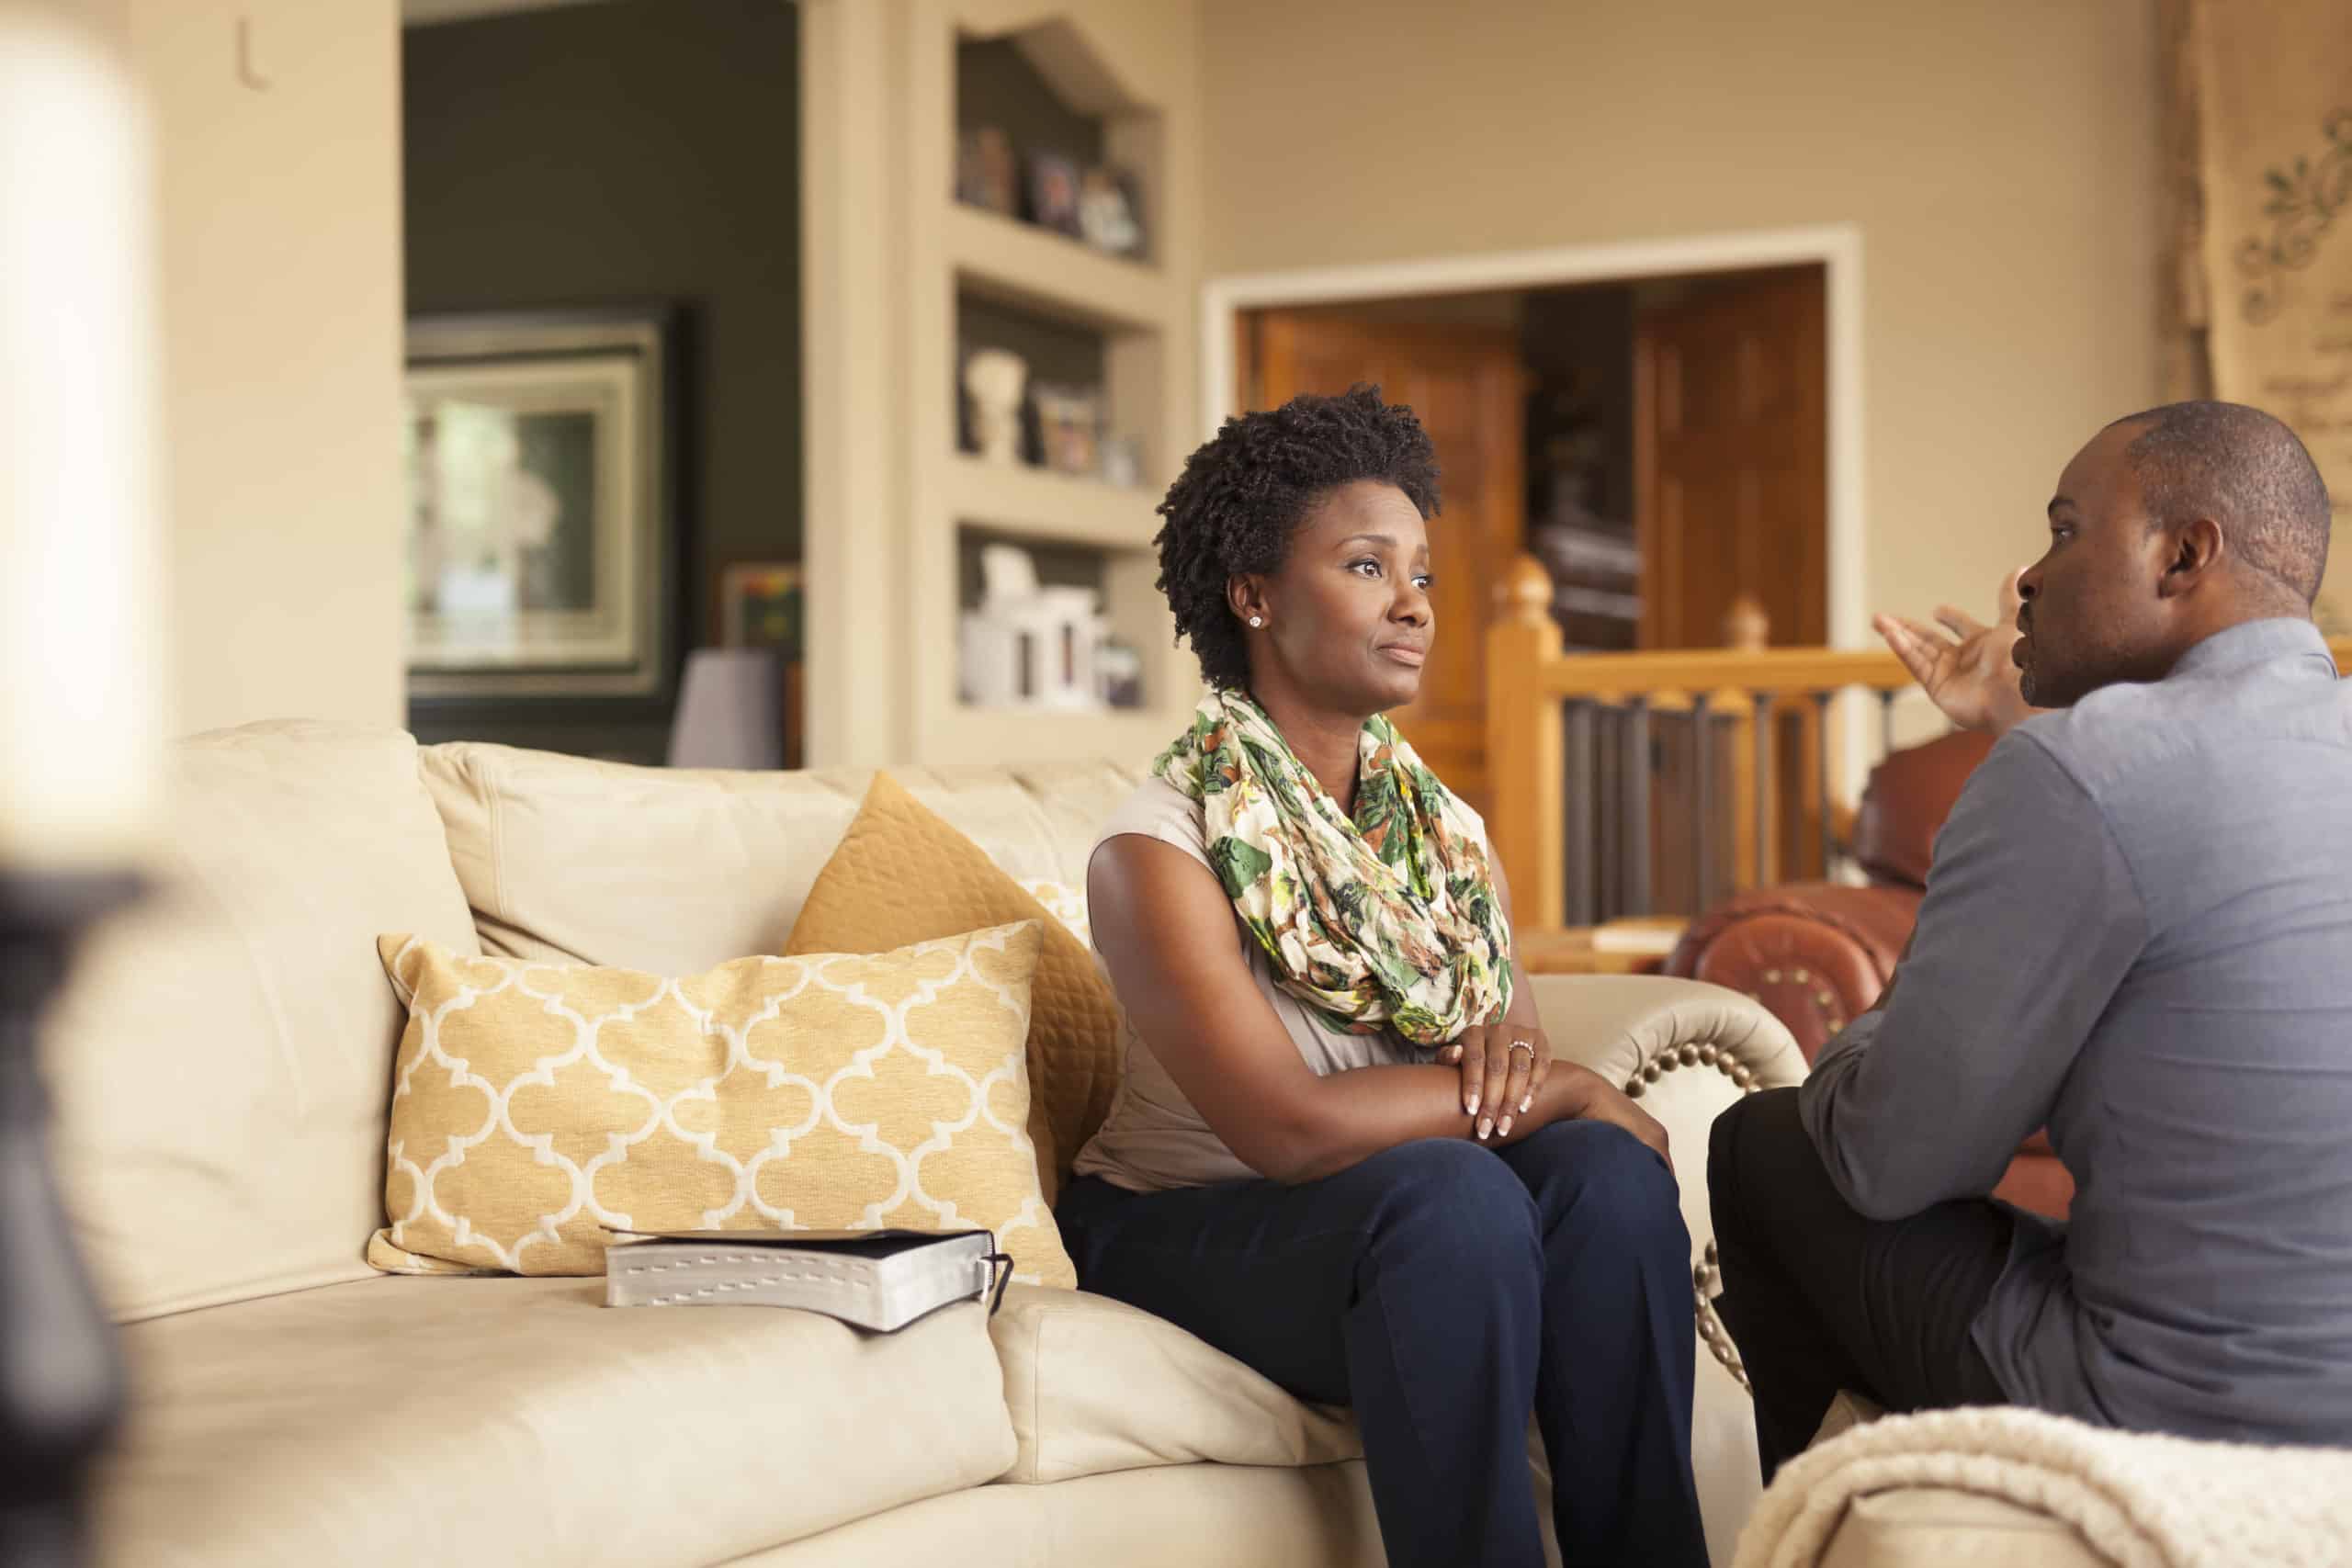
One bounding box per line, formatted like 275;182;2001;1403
1664;885;1924;1062
1525;973;1806;1099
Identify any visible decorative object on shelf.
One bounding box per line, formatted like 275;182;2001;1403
962;347;1029;466
666;649;785;771
1023;149;1083;238
1097;638;1145;709
959;542;1107;711
403;306;676;701
1097;434;1145;490
715;563;802;766
1077;166;1145;257
1033;382;1102;476
954;125;1017;216
2;6;156;1557
718;561;801;660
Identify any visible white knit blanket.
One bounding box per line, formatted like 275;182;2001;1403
1733;1405;2352;1568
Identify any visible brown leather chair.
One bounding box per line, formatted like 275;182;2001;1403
1664;728;2075;1219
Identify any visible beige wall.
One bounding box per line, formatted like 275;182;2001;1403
1198;0;2162;634
130;0;405;733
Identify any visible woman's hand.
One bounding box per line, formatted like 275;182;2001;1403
1561;1066;1674;1175
1439;1018;1553;1141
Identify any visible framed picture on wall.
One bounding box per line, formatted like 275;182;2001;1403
718;561;804;766
402;306;678;702
718;561;802;659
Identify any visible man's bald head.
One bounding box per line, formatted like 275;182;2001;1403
2109;400;2332;604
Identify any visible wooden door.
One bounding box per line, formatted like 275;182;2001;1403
1245;311;1524;814
1634;267;1827;649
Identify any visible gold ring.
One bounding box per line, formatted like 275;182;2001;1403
1509;1040;1534;1056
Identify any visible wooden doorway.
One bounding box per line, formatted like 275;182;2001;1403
1242;310;1523;813
1636;266;1828;649
1236;263;1832;830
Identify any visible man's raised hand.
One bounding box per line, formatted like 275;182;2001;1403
1872;568;2038;735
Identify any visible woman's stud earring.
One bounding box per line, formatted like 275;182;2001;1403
1249;615;1263;627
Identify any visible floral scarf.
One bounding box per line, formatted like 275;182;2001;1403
1153;686;1512;1044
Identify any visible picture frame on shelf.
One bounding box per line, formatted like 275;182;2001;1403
1023;150;1083;238
718;561;803;660
717;561;804;768
1033;383;1101;476
402;306;677;704
1077;166;1145;259
955;126;1018;216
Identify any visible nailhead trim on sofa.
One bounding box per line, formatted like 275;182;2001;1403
1619;1043;1760;1391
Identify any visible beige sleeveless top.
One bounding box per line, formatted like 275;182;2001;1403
1069;775;1481;1192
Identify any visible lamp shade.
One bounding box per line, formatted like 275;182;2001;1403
666;649;784;771
0;5;164;871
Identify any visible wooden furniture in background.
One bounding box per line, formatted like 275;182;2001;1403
1518;919;1689;977
800;0;1204;767
1491;553;1914;932
1242;311;1523;813
1635;266;1827;650
1491;550;2352;931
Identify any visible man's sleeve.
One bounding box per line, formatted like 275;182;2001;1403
1797;730;2148;1220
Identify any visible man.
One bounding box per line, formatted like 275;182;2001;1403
1709;400;2352;1480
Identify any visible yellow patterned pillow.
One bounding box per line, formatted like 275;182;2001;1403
368;920;1074;1288
1016;878;1092;950
782;775;1123;1208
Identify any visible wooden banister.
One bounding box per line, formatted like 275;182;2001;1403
1487;550;2352;930
1489;556;1566;933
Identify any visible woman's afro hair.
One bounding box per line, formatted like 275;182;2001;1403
1153;384;1440;690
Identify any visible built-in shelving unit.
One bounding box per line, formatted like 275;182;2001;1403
800;0;1202;767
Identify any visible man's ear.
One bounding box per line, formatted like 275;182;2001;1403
2156;517;2224;599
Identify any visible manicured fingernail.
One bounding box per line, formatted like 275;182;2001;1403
1497;1115;1514;1137
1467;1092;1481;1118
1477;1117;1494;1141
1521;1094;1533;1113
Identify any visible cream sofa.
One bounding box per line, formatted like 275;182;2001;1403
46;720;1807;1567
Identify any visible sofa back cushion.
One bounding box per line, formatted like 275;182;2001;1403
44;721;481;1322
416;742;1145;975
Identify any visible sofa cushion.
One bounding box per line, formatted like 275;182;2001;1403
987;1285;1361;1484
369;923;1075;1287
416;742;1145;976
94;1274;1017;1568
782;775;1123;1201
45;720;481;1323
1819;1488;2103;1568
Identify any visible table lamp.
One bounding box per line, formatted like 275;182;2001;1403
667;649;786;771
1;4;166;1561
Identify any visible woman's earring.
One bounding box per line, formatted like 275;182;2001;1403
1249;615;1263;628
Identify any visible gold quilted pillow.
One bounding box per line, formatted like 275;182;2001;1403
782;774;1120;1204
368;920;1074;1288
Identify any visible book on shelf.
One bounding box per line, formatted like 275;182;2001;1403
603;1228;1012;1333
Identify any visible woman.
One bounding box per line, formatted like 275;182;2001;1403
1059;386;1707;1568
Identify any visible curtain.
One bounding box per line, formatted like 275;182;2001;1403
2170;0;2352;633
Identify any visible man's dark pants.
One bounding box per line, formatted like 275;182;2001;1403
1708;1087;2017;1480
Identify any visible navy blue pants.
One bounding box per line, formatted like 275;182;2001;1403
1057;1122;1708;1568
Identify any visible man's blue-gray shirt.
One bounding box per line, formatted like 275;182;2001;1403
1800;617;2352;1442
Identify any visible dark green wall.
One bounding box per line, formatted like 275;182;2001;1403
403;0;800;660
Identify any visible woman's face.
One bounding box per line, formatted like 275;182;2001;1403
1238;479;1433;715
